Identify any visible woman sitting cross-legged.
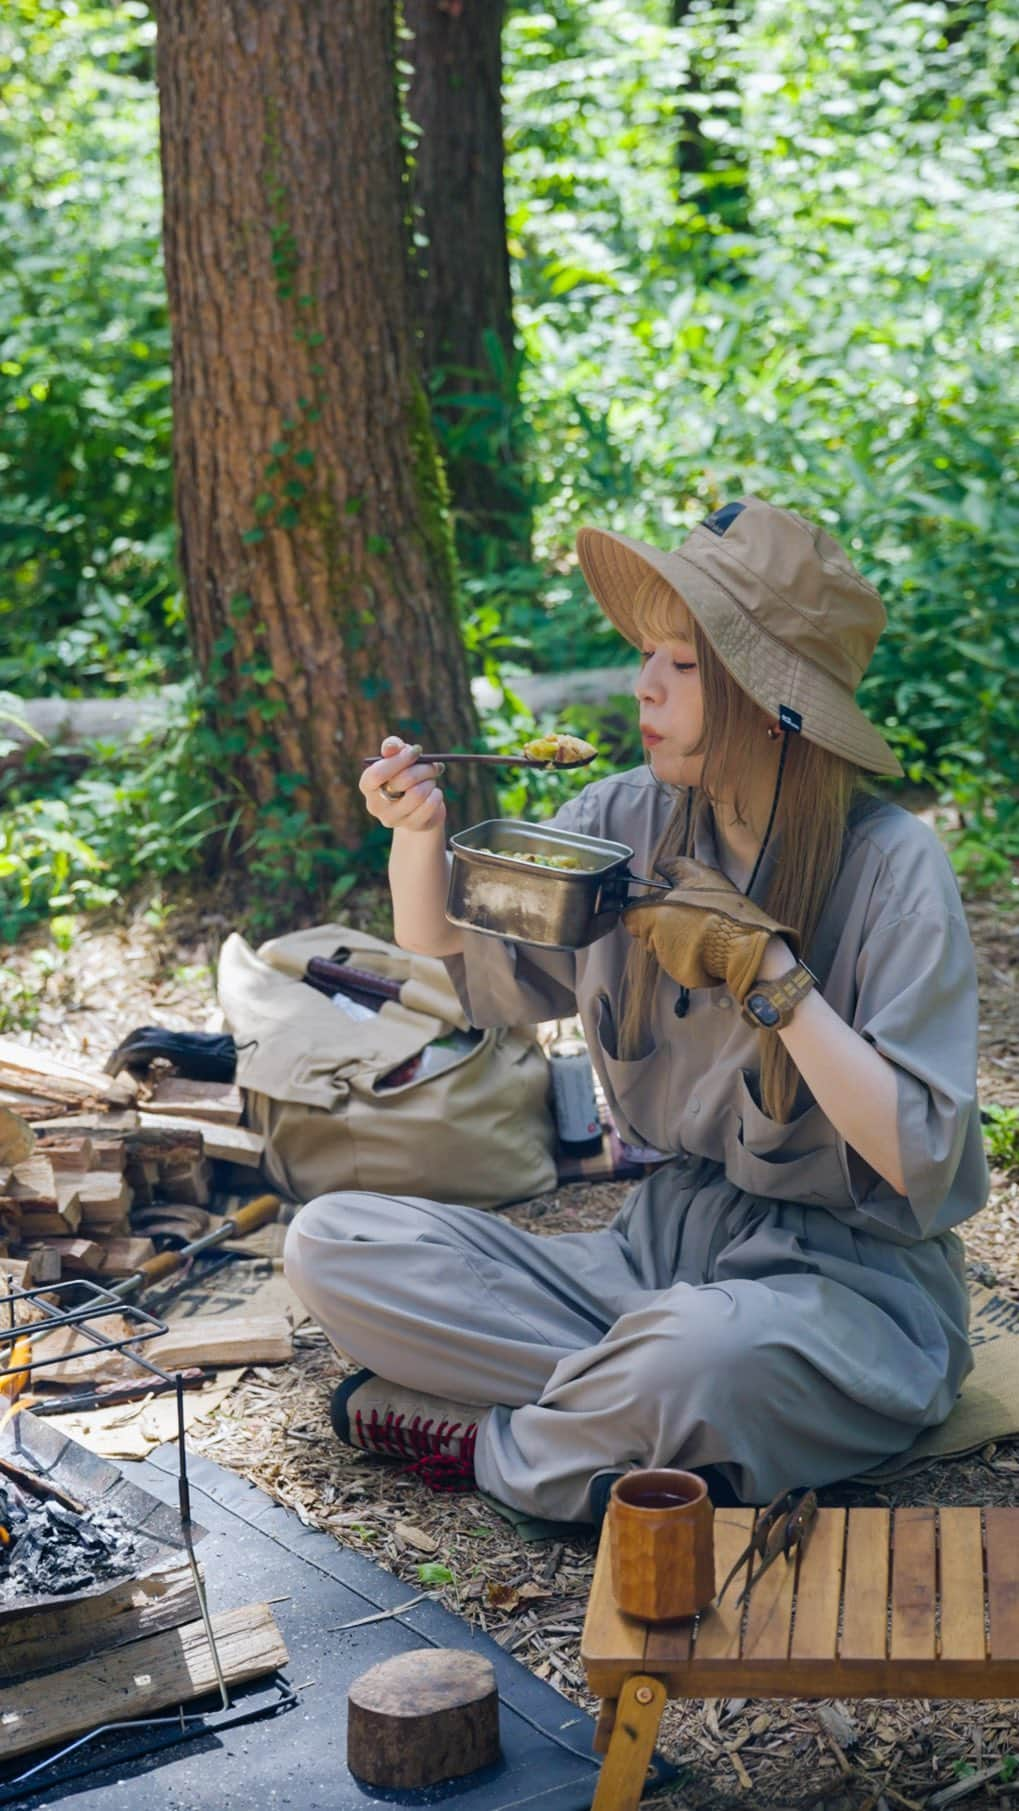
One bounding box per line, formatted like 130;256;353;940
284;495;988;1523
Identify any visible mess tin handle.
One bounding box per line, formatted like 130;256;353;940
627;872;672;892
593;869;671;916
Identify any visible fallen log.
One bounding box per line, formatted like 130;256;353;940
2;667;639;764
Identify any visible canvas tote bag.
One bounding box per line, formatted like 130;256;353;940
217;924;557;1209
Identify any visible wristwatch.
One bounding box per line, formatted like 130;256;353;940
740;960;818;1030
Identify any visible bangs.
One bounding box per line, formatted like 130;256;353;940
630;570;694;646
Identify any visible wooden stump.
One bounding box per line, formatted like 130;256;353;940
346;1648;500;1788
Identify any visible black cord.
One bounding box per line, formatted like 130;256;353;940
673;788;695;1019
744;727;790;899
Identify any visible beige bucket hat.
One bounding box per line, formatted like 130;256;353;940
576;495;903;778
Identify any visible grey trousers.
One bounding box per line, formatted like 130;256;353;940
283;1153;972;1522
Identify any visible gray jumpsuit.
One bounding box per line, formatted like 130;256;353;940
284;769;988;1517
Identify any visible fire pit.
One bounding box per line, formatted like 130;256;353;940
0;1472;142;1604
0;1409;199;1631
0;1273;190;1624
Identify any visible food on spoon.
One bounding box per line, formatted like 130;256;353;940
521;733;597;767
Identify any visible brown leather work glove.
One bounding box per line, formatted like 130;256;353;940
622;856;800;1005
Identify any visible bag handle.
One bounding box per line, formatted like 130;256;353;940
304;957;403;1003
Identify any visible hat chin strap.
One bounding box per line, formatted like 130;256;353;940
744;725;790;897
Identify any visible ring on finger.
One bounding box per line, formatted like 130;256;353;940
380;781;404;802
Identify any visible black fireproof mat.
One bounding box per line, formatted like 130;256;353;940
0;1444;679;1810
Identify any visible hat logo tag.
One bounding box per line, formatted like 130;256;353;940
701;501;746;536
778;705;802;733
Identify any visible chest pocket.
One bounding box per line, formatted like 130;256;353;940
591;995;674;1152
726;1069;853;1210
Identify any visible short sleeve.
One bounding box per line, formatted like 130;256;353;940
441;786;602;1029
845;906;988;1237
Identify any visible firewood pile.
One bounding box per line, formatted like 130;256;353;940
0;1036;266;1292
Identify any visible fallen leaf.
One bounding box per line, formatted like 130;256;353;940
394;1520;439;1555
817;1702;860;1748
486;1581;520;1611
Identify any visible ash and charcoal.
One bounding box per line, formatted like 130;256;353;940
0;1481;142;1602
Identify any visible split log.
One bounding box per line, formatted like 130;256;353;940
0;1257;32;1291
28;1313;139;1386
23;1237;103;1277
34;1111;139;1137
90;1137;126;1173
41;1136;96;1173
35;1122;211;1207
33;1235;154;1279
4;1156;77;1212
145;1077;244;1124
144;1314;293;1370
34;1311;293;1385
347;1649;500;1788
0;1040;136;1114
0;1453;85;1513
75;1171;133;1227
0;1602;288;1759
136;1113;263;1168
3;1160;81;1234
1;1253;59;1297
120;1125;208;1204
0;1560;200;1683
0;1107;34;1170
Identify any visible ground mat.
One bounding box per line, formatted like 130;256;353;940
862;1281;1019;1479
0;1444;678;1811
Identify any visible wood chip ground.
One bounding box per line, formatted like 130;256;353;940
5;856;1018;1810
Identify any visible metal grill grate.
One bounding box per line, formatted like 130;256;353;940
1;1278;171;1386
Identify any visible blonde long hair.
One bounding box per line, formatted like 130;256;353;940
619;572;872;1123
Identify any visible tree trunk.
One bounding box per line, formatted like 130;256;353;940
156;0;493;880
671;0;750;236
402;0;530;563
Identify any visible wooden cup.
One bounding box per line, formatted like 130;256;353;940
608;1468;715;1622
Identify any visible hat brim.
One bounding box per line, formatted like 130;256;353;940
576;525;903;779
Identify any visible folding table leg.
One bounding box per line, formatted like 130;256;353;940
593;1698;617;1754
591;1673;666;1811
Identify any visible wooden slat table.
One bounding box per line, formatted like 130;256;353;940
581;1506;1019;1810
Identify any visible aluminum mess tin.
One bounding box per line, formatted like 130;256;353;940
446;818;646;950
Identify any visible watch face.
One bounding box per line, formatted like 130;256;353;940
747;992;781;1028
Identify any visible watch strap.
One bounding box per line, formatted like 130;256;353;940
740;961;817;1030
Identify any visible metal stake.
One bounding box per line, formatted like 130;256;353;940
176;1373;230;1712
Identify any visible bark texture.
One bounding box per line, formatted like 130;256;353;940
671;0;750;233
403;0;530;558
156;0;492;859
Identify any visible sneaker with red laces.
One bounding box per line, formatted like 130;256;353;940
330;1370;479;1494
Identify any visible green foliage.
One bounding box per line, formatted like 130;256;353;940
498;0;1019;874
984;1105;1019;1175
0;698;223;940
1;0;1016;918
0;953;51;1033
416;1562;455;1586
0;0;181;695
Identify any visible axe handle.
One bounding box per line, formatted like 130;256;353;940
112;1194;281;1297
